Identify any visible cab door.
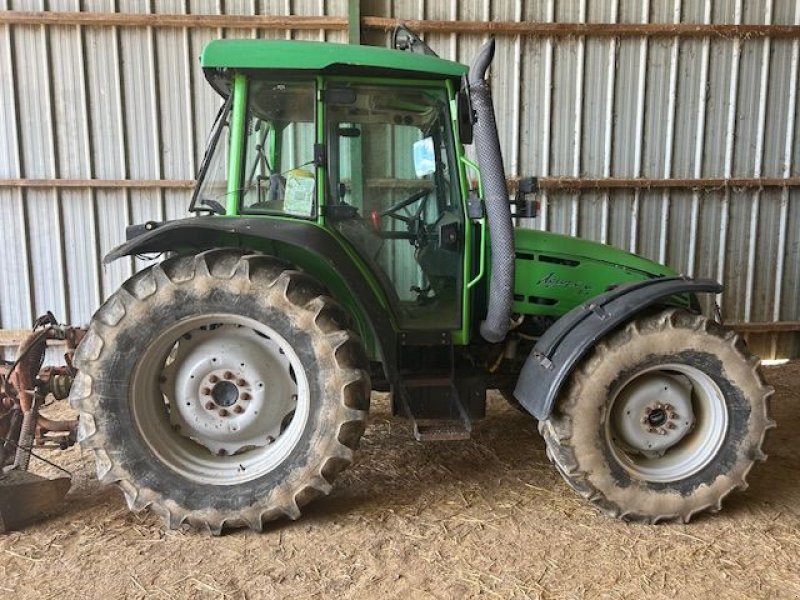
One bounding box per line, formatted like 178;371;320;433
325;82;466;333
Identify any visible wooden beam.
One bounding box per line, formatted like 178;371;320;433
1;177;798;192
519;177;800;191
0;179;194;189
0;330;65;347
0;12;796;39
362;17;800;39
726;321;800;334
0;11;347;30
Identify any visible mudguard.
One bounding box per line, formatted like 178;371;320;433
513;277;723;420
104;216;399;388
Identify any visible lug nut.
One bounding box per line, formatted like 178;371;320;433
240;392;251;401
209;374;219;383
236;379;246;386
201;387;211;396
670;412;679;419
224;371;234;380
233;405;244;414
205;401;215;410
667;422;677;429
664;404;674;411
219;408;229;417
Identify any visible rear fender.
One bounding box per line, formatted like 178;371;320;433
513;277;723;420
105;217;398;387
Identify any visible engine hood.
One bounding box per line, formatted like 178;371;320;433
511;228;677;318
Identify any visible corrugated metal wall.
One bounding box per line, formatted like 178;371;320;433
1;0;798;359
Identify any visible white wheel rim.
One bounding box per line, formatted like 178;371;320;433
605;363;729;483
131;314;310;485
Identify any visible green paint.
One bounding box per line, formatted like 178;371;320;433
325;74;450;88
448;78;474;344
510;228;677;317
466;219;486;290
201;40;467;81
226;74;247;215
460;156;483;197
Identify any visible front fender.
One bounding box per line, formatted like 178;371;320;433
513;277;723;420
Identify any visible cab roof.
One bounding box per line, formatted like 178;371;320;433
201;40;468;93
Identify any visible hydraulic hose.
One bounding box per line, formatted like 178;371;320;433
468;39;514;343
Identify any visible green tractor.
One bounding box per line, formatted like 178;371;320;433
70;30;773;533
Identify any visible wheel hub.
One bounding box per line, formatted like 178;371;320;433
612;373;695;457
211;380;239;408
160;324;298;456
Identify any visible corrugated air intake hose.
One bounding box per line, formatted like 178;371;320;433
468;38;514;343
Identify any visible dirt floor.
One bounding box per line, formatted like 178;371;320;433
1;361;799;599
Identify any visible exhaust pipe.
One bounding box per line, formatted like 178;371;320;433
468;39;514;343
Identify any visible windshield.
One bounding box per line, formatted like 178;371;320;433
190;95;232;215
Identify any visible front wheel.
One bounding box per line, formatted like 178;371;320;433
70;250;370;533
540;309;774;523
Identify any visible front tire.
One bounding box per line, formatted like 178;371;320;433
540;309;774;523
70;250;370;533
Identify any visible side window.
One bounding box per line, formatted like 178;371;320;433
240;81;316;217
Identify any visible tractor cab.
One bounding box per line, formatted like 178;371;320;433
193;40;474;342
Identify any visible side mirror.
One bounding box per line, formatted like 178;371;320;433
513;177;539;222
457;76;474;145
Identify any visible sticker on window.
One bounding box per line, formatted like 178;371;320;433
413;137;436;177
283;169;315;216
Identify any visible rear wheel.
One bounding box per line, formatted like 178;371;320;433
70;250;370;533
540;309;774;523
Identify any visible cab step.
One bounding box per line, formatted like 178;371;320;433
414;420;471;442
397;371;474;442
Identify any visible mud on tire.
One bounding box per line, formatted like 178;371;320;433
540;309;775;523
69;249;370;533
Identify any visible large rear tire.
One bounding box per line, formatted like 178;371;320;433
70;249;370;533
540;309;774;523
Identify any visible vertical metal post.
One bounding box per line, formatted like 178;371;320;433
630;1;650;255
348;0;360;45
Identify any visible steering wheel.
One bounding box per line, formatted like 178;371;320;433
377;189;432;246
380;189;430;221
